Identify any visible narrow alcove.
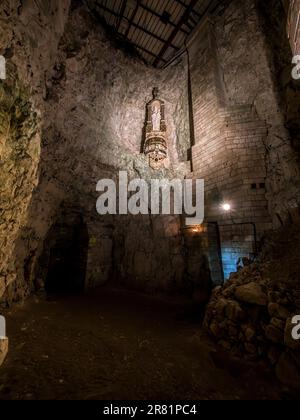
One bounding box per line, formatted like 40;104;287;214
44;214;89;295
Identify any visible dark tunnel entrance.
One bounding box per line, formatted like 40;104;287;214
44;214;89;295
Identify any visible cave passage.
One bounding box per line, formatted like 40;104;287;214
45;218;89;295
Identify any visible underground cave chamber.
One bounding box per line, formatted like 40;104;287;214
0;0;300;401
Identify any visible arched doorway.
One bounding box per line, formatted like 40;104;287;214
44;213;89;295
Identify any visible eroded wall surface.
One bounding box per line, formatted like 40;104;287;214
287;0;300;55
1;2;210;303
187;0;300;278
0;0;299;302
0;0;71;302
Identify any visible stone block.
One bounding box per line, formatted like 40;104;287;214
235;282;268;306
265;324;284;345
225;300;245;322
268;303;291;320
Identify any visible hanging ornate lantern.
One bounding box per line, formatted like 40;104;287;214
144;88;168;170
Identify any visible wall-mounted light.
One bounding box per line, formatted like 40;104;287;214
221;203;231;212
191;225;204;233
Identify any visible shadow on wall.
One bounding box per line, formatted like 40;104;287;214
38;210;89;295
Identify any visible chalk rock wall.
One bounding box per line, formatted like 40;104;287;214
287;0;300;55
203;0;300;388
0;0;71;303
1;0;299;304
189;0;300;229
257;0;300;174
0;2;199;303
214;0;300;226
187;0;300;281
217;0;300;258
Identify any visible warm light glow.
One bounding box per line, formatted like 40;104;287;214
222;203;231;212
191;225;204;233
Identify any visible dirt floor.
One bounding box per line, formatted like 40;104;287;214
0;288;290;400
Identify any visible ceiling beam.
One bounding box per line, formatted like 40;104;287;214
95;2;121;18
91;1;167;63
116;0;127;32
188;14;198;25
132;23;180;50
174;0;201;17
138;3;190;35
183;21;194;30
124;0;141;39
94;2;180;51
153;0;199;67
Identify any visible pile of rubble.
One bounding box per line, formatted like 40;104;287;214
204;226;300;389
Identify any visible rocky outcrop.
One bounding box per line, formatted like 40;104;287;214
0;1;71;303
287;0;300;55
0;71;40;301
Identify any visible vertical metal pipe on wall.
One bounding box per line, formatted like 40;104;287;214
186;46;196;172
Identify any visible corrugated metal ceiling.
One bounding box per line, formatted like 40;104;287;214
85;0;223;67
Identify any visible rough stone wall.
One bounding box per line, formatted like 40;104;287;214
1;2;205;303
187;0;300;280
1;0;299;303
214;0;300;226
257;0;300;158
33;5;194;295
0;0;71;303
287;0;300;55
202;0;300;388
